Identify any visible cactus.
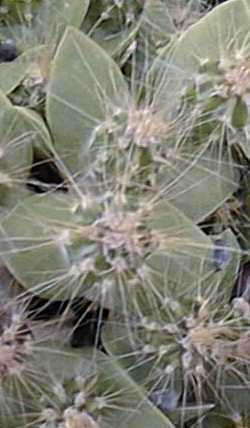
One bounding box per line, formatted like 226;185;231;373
0;297;72;428
0;89;51;208
0;26;231;308
154;0;250;148
0;0;250;427
33;349;175;428
102;272;249;425
142;0;204;49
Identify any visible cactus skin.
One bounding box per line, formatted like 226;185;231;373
154;0;250;162
0;1;249;428
103;283;250;426
26;348;174;428
0;189;214;308
0;299;67;428
0;28;225;306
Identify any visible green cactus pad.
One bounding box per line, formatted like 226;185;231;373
103;283;250;426
154;0;250;111
0;91;36;204
0;0;90;43
46;26;129;173
0;45;44;95
34;347;175;428
0;189;214;305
